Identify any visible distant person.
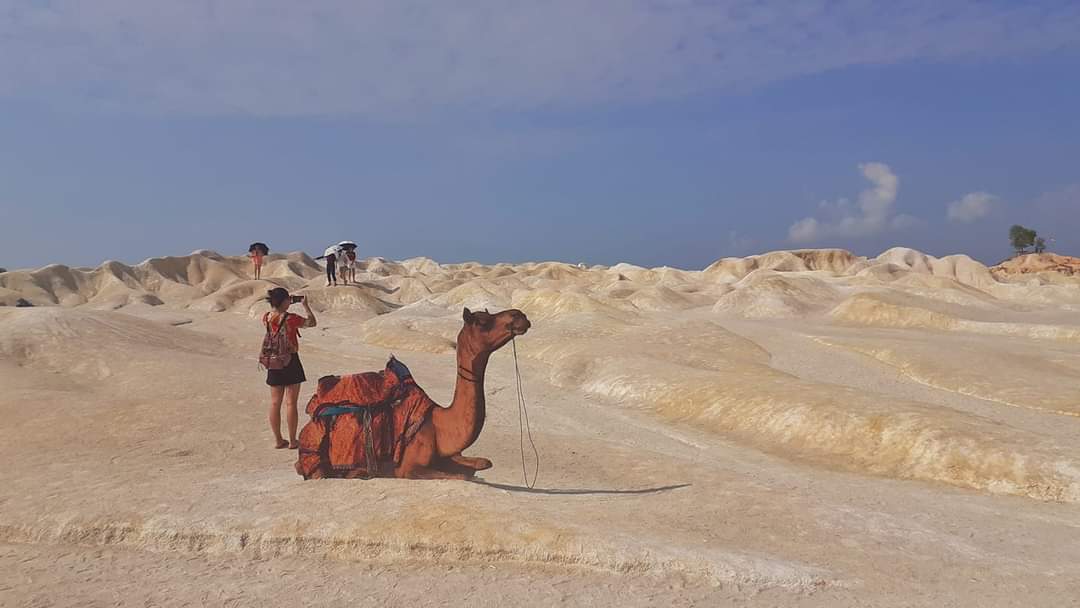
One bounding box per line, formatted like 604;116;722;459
250;249;264;280
325;251;338;286
336;249;351;285
248;242;269;280
340;248;358;284
261;287;317;449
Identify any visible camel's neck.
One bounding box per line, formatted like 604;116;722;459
432;334;491;456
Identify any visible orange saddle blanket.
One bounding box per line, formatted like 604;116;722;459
295;357;435;479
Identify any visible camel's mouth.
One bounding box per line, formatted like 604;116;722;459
511;318;531;336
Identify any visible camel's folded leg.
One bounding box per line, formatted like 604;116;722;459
396;463;469;480
303;466;328;480
448;454;492;471
295;419;330;480
429;457;479;479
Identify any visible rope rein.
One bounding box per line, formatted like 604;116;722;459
512;338;539;489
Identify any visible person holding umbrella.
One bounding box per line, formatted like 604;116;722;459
337;241;358;284
248;242;269;280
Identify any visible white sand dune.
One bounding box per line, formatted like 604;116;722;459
829;292;1080;340
3;248;1080;605
712;271;844;318
0;250;322;308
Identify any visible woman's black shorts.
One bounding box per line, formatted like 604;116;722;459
266;354;307;386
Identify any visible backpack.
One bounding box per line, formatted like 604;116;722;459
259;312;294;370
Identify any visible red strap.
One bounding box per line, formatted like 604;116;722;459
264;312;288;336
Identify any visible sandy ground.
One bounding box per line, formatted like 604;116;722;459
3;249;1080;606
0;543;736;608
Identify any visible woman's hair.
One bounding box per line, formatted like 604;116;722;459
266;287;290;309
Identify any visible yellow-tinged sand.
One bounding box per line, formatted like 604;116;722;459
3;248;1080;605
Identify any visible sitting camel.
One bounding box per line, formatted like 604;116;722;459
397;307;531;479
297;307;531;480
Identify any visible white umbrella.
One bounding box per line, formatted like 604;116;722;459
337;240;357;250
323;246;341;257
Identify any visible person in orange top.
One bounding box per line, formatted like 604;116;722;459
263;287;317;449
251;250;264;279
249;243;268;279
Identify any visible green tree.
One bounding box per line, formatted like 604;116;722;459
1009;225;1037;256
1034;237;1047;254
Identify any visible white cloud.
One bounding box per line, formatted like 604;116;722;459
726;230;756;254
788;217;821;244
947;192;999;223
1;1;1078;117
788;162;916;243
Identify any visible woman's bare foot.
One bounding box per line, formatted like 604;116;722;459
275;439;289;449
288;441;299;450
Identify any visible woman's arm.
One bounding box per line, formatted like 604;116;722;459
302;299;317;327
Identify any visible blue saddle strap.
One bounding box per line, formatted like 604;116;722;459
316;405;369;417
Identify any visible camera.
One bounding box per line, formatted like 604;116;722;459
291;295;305;303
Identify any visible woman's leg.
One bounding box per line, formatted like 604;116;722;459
269;385;287;447
285;383;301;447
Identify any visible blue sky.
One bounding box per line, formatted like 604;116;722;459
1;1;1078;270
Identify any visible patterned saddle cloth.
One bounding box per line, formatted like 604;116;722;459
296;357;436;479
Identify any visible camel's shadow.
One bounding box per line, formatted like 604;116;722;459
470;480;691;496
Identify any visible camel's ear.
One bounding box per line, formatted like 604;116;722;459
463;307;474;324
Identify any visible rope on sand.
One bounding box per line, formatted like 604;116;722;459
512;338;539;489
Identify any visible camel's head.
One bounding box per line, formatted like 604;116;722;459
460;307;531;353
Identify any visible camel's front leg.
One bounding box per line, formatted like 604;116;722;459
449;454;492;471
396;463;469;480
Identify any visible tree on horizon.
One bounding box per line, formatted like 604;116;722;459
1009;224;1037;256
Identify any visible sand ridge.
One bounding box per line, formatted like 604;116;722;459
3;247;1080;604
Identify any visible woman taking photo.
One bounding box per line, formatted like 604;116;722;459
262;287;316;449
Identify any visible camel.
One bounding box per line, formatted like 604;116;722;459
396;307;531;479
299;307;531;480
